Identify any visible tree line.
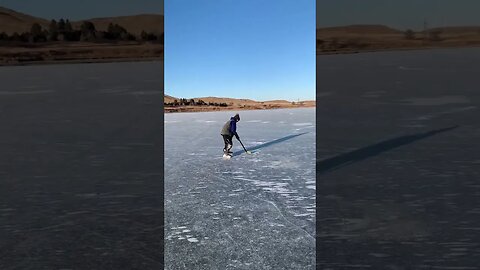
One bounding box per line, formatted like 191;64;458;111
316;28;447;51
0;19;163;43
165;98;228;107
403;29;443;41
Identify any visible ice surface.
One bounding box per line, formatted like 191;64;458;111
0;61;164;268
165;108;315;269
317;48;480;268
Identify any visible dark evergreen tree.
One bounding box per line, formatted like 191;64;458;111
30;23;46;42
49;20;59;41
80;21;96;33
106;23;128;40
65;20;73;32
30;23;43;36
58;19;66;31
80;21;97;41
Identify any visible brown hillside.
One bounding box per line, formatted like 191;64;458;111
317;24;480;55
195;97;257;105
0;6;163;36
164;95;177;103
264;100;291;104
165;95;313;105
164;95;315;113
0;6;48;34
165;96;257;105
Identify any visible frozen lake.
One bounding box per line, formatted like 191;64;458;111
165;108;315;269
317;48;480;268
0;61;164;269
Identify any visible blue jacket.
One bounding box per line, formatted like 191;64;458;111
221;117;238;136
229;117;237;136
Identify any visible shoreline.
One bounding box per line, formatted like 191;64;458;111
317;44;480;56
0;56;163;67
164;104;315;114
0;42;164;66
1;45;478;66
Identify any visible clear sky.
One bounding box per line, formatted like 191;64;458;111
165;0;316;101
317;0;480;30
0;0;163;20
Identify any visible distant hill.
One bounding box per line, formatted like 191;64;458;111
263;100;291;104
195;97;257;105
166;95;266;105
165;95;310;105
317;24;480;54
164;95;177;103
0;6;163;36
164;95;315;113
0;6;49;34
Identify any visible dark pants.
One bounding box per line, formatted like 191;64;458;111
222;135;233;153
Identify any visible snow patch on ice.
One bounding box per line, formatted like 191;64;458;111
187;238;199;243
167;226;200;244
293;123;313;126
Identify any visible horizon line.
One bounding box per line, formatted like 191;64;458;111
164;94;315;102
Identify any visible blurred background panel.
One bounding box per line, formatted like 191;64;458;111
317;1;480;269
0;1;164;268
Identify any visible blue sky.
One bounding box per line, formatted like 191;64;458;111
165;0;315;101
0;0;163;19
317;0;480;30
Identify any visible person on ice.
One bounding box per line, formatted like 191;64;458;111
221;113;240;156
